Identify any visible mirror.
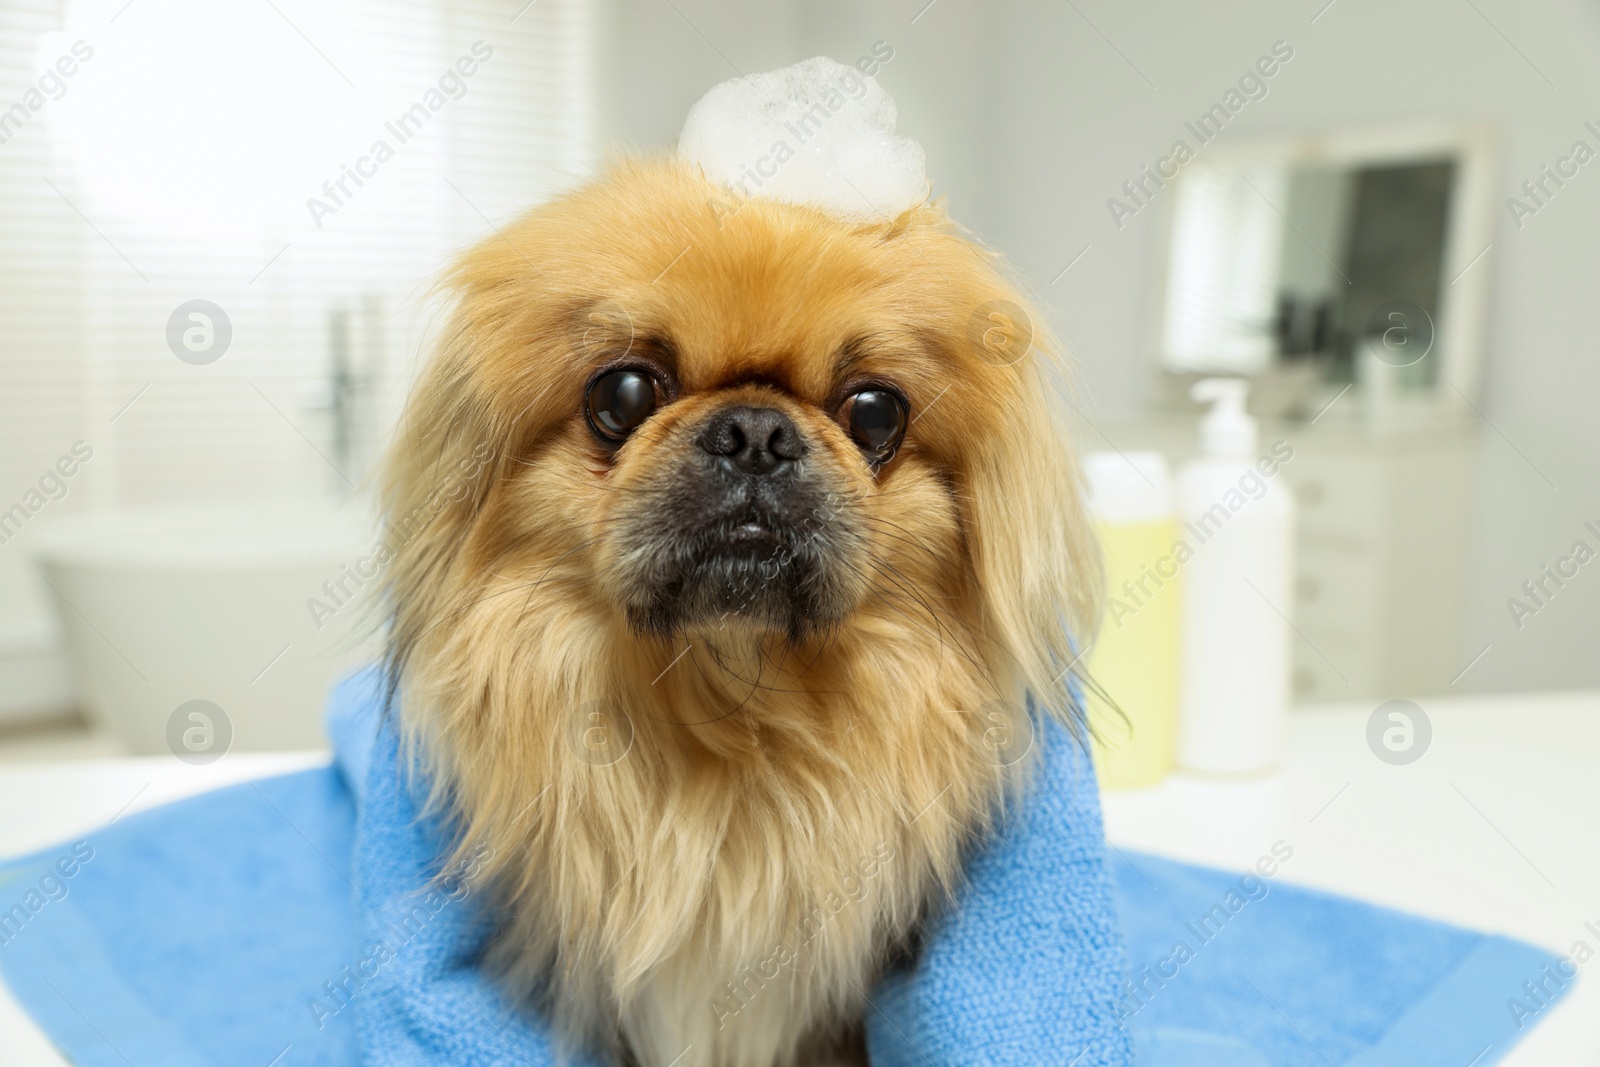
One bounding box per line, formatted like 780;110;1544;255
1152;125;1495;421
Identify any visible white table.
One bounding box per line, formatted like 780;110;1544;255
1;692;1596;1065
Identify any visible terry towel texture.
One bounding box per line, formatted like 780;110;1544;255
0;667;1570;1066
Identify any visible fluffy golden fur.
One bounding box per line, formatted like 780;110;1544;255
380;158;1099;1067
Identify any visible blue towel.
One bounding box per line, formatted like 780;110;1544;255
0;667;1571;1066
1111;852;1573;1066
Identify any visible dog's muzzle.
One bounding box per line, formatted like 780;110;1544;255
614;402;860;639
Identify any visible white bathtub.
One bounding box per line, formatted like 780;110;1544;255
32;501;384;755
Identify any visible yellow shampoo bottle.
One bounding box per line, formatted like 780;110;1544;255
1082;452;1181;789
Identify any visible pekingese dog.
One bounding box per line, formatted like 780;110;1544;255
380;158;1099;1067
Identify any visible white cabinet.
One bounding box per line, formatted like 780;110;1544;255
1094;416;1477;703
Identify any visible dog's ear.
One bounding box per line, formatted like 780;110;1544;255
377;219;579;702
954;295;1101;733
378;329;507;703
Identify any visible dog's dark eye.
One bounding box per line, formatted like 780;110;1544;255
842;389;907;458
587;369;657;441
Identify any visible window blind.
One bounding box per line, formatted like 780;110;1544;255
0;0;596;717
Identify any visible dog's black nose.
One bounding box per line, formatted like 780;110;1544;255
697;405;806;476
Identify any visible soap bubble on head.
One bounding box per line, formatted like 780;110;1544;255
678;56;929;222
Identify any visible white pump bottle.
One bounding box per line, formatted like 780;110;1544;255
1175;378;1295;773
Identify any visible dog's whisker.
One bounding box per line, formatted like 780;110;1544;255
854;557;1011;703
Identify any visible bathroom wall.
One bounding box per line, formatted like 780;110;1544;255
594;0;1600;695
975;0;1600;696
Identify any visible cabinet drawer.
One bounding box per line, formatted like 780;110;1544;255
1291;634;1379;702
1283;454;1386;543
1292;656;1347;703
1294;545;1382;640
